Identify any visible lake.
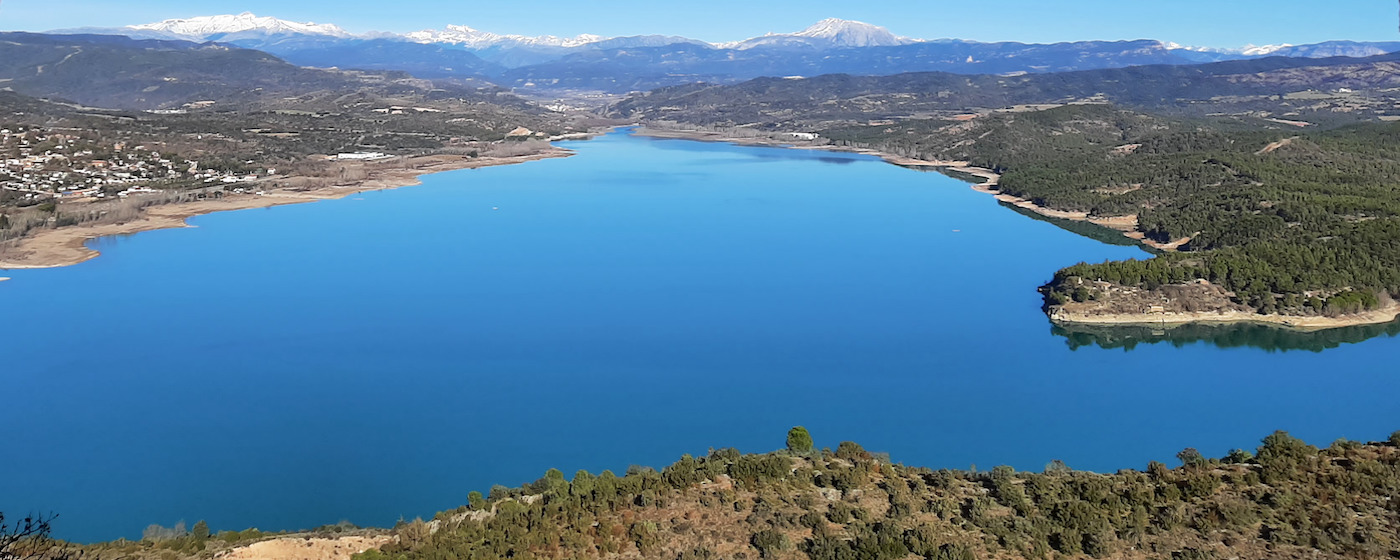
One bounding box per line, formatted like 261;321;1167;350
4;130;1399;542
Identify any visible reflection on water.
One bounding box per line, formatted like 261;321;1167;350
915;167;1146;249
637;135;872;165
999;202;1148;248
1053;319;1400;352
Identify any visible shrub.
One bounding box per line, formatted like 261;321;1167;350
1177;448;1205;467
1223;449;1254;464
751;529;789;558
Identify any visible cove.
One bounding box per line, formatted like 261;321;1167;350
3;131;1399;542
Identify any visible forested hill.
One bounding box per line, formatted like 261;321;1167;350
60;428;1400;560
610;53;1400;126
362;429;1400;560
829;106;1400;316
0;33;525;111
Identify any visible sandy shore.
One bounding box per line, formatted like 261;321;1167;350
0;150;572;270
216;535;393;560
1050;300;1400;331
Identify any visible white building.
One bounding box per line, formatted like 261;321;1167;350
335;152;391;161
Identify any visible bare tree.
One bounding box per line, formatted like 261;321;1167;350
0;512;74;560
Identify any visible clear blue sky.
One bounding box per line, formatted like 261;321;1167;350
0;0;1393;47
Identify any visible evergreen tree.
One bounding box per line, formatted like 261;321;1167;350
786;426;814;454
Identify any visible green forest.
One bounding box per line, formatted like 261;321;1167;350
823;106;1400;316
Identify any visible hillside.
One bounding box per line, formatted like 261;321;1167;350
0;33;490;111
51;428;1400;560
610;53;1400;125
847;107;1400;320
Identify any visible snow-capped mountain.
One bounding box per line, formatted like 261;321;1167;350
723;18;919;50
42;13;1400;93
126;12;352;40
404;24;603;49
1161;40;1400;63
1240;44;1293;56
791;18;917;47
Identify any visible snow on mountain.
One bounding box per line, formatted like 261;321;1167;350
85;13;1400;66
1240;44;1294;56
127;12;352;39
722;18;919;50
1163;41;1228;53
1162;41;1400;60
793;18;915;47
405;25;604;49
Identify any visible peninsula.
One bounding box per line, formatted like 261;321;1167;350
613;59;1400;330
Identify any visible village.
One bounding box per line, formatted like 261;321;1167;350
0;126;269;204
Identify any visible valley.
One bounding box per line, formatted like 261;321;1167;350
5;6;1400;559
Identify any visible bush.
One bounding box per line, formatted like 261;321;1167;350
1177;448;1205;467
751;529;789;558
835;441;870;461
1223;449;1254;464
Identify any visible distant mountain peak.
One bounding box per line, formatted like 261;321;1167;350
796;18;896;41
724;18;918;49
127;12;352;39
1240;43;1294;56
405;24;605;49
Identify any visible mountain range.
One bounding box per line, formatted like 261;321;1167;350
610;51;1400;126
44;13;1400;93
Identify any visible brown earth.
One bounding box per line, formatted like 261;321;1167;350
216;536;394;560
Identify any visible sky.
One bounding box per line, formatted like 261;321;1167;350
0;0;1394;48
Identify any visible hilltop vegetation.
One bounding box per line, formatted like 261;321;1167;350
358;428;1400;560
10;428;1395;560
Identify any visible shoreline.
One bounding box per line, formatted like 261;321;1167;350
635;126;1397;332
1049;299;1400;332
0;149;574;271
631;127;1183;250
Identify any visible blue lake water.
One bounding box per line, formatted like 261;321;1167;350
4;131;1399;542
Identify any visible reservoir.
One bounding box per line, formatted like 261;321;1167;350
4;131;1398;542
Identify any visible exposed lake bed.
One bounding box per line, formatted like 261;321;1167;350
4;131;1399;542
